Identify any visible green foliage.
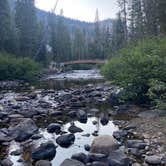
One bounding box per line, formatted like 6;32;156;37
148;80;166;110
101;37;166;104
0;53;41;81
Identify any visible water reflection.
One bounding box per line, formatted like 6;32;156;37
8;117;118;166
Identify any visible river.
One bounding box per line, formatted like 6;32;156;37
0;70;144;166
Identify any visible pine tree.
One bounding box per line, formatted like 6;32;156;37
93;9;102;59
129;0;145;39
15;0;38;58
101;26;112;59
49;10;71;62
73;28;85;60
36;21;48;65
111;13;125;51
143;0;158;35
157;0;166;34
0;0;11;51
118;0;128;40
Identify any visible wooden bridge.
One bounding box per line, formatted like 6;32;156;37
63;59;106;65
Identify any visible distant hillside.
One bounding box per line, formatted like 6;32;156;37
9;0;113;36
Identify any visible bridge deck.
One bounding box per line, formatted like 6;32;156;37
63;60;106;65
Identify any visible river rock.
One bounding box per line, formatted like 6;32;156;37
8;118;38;142
100;114;109;125
127;140;147;149
1;159;13;166
0;112;8;119
0;131;13;143
76;110;87;123
87;153;107;162
32;141;56;161
88;161;108;166
60;159;85;166
84;144;91;151
10;149;22;156
91;135;119;155
108;149;131;166
56;134;75;148
36;160;52;166
71;153;87;164
145;155;161;165
68;125;83;133
47;123;61;133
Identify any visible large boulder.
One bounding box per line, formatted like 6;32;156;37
91;135;119;155
8;118;38;142
60;159;85;166
47;123;61;134
56;134;75;148
32;141;56;161
108;149;131;166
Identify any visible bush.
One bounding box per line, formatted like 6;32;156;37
0;52;41;81
148;79;166;110
101;37;166;105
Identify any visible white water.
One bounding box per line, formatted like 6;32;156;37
46;69;104;80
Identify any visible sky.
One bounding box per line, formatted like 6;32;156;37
35;0;118;22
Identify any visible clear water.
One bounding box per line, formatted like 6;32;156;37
8;117;118;166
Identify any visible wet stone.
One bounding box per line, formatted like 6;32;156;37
36;160;52;166
68;124;83;133
32;141;57;161
145;155;162;165
1;159;13;166
47;123;61;133
60;159;85;166
56;134;75;148
71;153;87;164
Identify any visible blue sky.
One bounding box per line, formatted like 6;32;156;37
35;0;118;22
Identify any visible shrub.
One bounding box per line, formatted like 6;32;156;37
101;37;166;104
0;52;41;81
148;79;166;110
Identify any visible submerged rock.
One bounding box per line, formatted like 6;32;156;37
8;118;38;142
32;141;56;161
91;135;119;155
56;134;75;148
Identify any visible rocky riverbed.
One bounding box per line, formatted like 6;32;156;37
0;70;165;166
